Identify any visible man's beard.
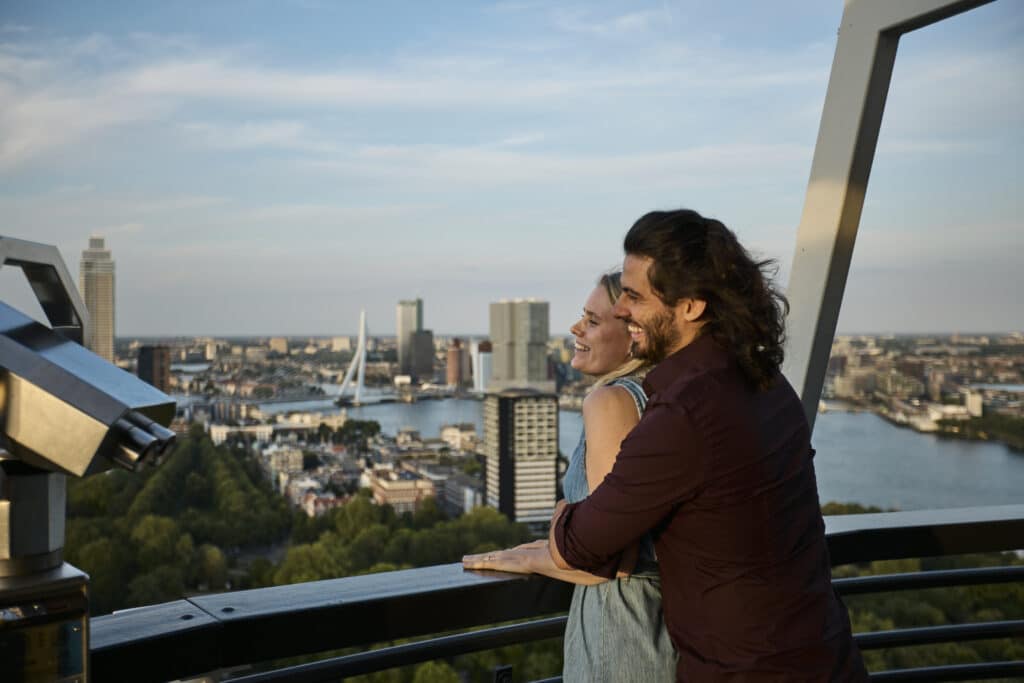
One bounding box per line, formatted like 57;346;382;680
630;309;681;363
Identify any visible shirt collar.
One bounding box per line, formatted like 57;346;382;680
642;332;730;396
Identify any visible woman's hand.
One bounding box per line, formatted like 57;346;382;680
462;541;547;573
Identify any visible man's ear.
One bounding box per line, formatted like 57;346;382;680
679;298;707;322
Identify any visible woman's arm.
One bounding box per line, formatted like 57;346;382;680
463;540;608;585
582;385;641;493
462;539;634;585
580;385;644;575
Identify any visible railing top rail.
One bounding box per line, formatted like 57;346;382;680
90;505;1024;682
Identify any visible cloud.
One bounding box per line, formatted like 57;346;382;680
181;120;330;152
553;9;666;36
0;22;842;170
0;88;166;170
301;140;813;192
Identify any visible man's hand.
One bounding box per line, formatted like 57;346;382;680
548;499;571;569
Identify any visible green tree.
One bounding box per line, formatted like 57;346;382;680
131;515;186;569
127;566;185;608
196;543;228;589
274;543;343;584
411;660;459;683
74;537;132;615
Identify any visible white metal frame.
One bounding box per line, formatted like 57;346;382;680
782;0;996;428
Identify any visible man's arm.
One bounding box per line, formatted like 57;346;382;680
550;403;704;575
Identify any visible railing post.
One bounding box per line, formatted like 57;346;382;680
492;664;513;682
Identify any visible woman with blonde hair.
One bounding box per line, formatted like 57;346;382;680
463;271;676;682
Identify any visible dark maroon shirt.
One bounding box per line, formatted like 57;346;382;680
553;334;867;681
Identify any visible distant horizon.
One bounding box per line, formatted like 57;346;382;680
113;329;1024;342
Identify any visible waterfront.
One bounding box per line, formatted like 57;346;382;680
258;397;1024;512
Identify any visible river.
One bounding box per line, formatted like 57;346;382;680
257;398;1024;512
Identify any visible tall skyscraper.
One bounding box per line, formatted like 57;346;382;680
471;340;493;393
489;299;554;392
446;338;466;387
410;329;435;382
137;345;171;393
79;236;115;362
396;298;423;375
483;389;558;528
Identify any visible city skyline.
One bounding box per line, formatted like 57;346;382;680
0;1;1020;336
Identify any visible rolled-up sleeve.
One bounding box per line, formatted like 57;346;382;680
553;403;704;574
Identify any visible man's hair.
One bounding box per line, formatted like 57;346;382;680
623;209;789;390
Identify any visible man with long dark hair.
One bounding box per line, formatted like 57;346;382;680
550;210;867;681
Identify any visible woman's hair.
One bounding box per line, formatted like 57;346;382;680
590;271;650;390
623;209;789;391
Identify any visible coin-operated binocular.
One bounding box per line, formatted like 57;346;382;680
0;236;176;682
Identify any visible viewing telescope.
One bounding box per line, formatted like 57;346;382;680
0;236;176;682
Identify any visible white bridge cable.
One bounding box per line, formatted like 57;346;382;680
338;310;367;402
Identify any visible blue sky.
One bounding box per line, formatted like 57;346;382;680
0;1;1020;336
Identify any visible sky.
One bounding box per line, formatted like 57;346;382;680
0;0;1021;337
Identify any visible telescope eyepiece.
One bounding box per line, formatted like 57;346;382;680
111;411;175;470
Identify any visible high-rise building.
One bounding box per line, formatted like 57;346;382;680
137;345;171;393
446;338;467;387
489;299;554;392
471;340;493;393
79;236;115;362
410;329;435;382
483;389;558;528
396;298;423;375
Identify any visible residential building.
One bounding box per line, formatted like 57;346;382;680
366;465;436;514
268;337;289;355
440;423;477;451
483;388;558;528
208;423;274;445
137;345;171;393
443;472;485;517
471;340;493;393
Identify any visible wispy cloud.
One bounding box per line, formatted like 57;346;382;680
181;120;330;152
303;140;813;191
0;25;837;170
553;9;667;36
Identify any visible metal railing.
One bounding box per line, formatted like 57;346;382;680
90;505;1024;682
